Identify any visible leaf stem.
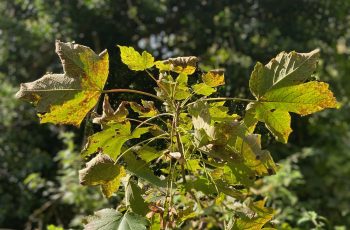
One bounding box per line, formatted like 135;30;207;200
135;113;174;130
102;88;163;101
186;97;255;107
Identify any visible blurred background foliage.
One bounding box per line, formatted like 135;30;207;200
0;0;349;229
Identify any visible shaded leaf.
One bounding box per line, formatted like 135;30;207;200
233;200;274;230
123;152;166;187
16;41;109;126
92;95;128;128
79;153;121;186
101;166;126;198
84;209;148;230
118;45;154;71
130;100;159;117
126;181;149;216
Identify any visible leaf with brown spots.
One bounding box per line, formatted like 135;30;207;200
15;41;109;126
202;69;225;87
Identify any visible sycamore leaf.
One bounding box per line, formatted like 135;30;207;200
84;209;148;230
92;95;128;128
79;153;121;186
163;56;198;75
123;152;166;188
202;69;225;87
249;49;319;99
126;181;149;216
192;83;216;96
16;41;109;126
259;81;338;115
250;81;338;143
155;61;171;72
130;100;159;117
101;166;126;198
118;46;154;71
233;200;274;230
81;121;149;160
248;49;338;143
130;145;162;163
209;102;240;122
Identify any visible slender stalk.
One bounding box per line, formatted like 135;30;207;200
145;69;169;94
135;113;174;129
102;88;163;101
114;133;169;164
186;97;255;107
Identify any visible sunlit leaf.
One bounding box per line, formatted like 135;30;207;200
192;83;216;96
202;69;225;87
249;49;319;99
16;41;109;126
81;121;149;160
233;200;274;230
118;45;154;71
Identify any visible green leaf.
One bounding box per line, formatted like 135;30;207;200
92;95;128;128
131;145;162;163
79;153;122;186
192;83;216;96
126;181;149;216
84;209;149;230
118;45;154;71
130;100;159;117
233;200;274;230
81;121;149;160
123;152;166;187
259;81;338;115
209;102;240;122
202;69;225;87
101;166;126;198
16;41;109;126
250;81;338;143
249;49;319;99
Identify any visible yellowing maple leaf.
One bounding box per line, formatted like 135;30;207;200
15;41;109;126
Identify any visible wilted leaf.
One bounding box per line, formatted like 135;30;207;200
130;100;159;117
163;56;198;75
202;69;225;87
92;95;128;128
79;153;121;186
16;41;109;126
82;121;149;160
84;209;149;230
118;46;154;71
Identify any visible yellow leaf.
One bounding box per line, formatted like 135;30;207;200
16;41;109;126
118;45;154;71
202;69;225;87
